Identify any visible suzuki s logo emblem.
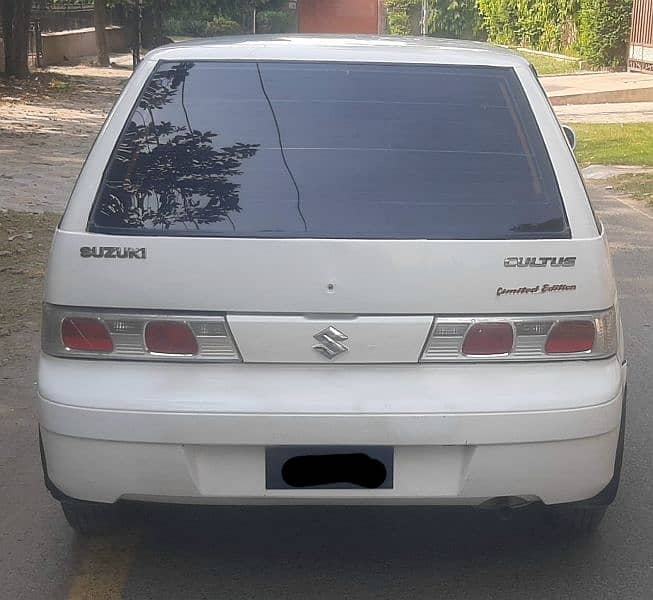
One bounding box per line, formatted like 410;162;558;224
313;326;349;360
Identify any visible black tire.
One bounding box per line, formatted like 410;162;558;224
544;386;626;536
61;500;123;536
548;506;607;535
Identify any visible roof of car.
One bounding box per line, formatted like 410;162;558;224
145;35;530;69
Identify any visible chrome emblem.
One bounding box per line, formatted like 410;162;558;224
312;326;349;360
504;256;576;268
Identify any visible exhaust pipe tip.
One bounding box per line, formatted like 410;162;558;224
478;496;539;515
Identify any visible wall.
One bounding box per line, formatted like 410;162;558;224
41;26;128;66
298;0;380;34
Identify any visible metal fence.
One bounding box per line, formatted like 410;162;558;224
32;3;125;34
629;0;653;72
26;3;127;68
28;20;44;68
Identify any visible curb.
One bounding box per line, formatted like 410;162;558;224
505;46;583;63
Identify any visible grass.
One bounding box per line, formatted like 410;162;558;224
0;211;59;337
610;173;653;206
515;49;583;75
571;123;653;166
49;78;71;91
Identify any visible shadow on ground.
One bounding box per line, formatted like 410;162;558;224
87;503;611;599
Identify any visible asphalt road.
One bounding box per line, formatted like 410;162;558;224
1;183;652;600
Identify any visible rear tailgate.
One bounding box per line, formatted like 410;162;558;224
45;232;614;363
47;59;613;364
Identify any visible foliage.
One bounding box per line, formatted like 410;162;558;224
476;0;633;66
163;0;288;36
202;15;242;35
476;0;580;53
385;0;417;35
385;0;479;37
206;16;242;36
427;0;480;38
571;123;653;166
578;0;633;68
50;78;72;90
164;15;242;36
255;9;295;34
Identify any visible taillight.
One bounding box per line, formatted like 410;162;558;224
42;305;241;362
145;321;198;355
61;317;113;353
461;322;514;356
545;321;595;354
421;308;616;362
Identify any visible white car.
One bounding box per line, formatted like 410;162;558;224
39;35;626;535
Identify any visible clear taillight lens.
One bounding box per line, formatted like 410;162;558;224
421;308;616;362
42;304;240;362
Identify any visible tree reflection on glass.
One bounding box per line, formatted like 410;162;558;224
94;62;260;232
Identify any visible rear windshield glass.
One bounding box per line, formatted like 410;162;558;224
89;61;569;239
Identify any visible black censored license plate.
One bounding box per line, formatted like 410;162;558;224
265;446;394;490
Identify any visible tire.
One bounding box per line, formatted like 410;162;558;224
545;386;626;536
548;506;607;535
61;500;123;536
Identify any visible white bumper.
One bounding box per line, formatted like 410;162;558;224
38;355;626;506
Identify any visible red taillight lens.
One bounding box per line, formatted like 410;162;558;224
461;322;514;355
61;317;113;352
545;321;595;354
145;321;198;355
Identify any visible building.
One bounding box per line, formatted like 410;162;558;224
296;0;385;35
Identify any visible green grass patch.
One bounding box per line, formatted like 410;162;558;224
571;123;653;166
610;172;653;206
515;50;583;75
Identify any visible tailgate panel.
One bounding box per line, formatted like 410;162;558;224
46;232;615;315
227;315;433;363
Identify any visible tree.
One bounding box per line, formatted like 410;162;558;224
141;0;166;50
151;0;164;47
94;0;110;67
1;0;32;76
386;0;479;38
579;0;633;68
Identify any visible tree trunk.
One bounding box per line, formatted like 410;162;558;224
140;5;153;49
1;0;32;76
152;0;163;48
141;0;164;50
94;0;110;67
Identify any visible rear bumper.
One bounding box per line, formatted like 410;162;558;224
38;355;626;506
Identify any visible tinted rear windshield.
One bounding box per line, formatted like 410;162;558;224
89;61;569;239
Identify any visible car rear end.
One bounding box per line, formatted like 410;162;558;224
38;38;626;531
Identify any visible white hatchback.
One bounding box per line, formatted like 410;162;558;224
39;35;626;535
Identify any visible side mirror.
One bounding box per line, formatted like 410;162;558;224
562;125;576;150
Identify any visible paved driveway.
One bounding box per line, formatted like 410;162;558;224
554;101;653;123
